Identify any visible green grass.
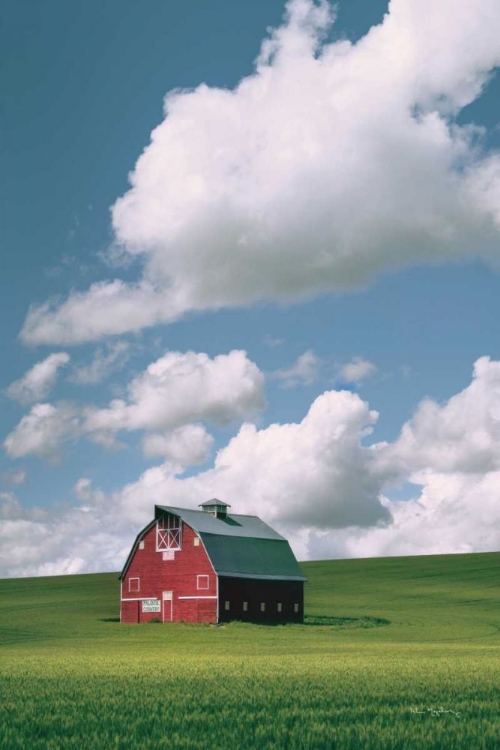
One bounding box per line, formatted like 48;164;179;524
1;552;499;749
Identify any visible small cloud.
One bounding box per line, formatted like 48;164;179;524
6;353;70;405
69;342;130;385
263;335;284;348
272;350;319;388
0;468;27;486
338;357;377;385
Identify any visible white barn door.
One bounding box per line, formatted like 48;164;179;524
162;591;173;622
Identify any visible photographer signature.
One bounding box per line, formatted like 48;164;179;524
410;707;461;719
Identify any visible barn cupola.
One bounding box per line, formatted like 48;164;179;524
199;498;231;519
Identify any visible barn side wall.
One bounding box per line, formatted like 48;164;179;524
218;577;304;623
120;521;217;624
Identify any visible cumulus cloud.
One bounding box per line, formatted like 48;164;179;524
6;353;70;404
20;0;500;345
142;424;214;465
3;403;79;460
84;349;265;434
338;357;377;384
375;356;500;477
3;349;263;460
4;356;500;577
272;349;319;387
117;389;390;530
308;470;500;560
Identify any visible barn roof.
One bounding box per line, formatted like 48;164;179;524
156;505;306;581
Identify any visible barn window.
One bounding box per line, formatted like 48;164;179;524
156;513;182;552
193;537;200;547
277;602;282;613
242;602;248;612
260;602;266;612
197;575;209;590
129;577;140;592
224;601;230;611
294;603;299;613
139;541;145;550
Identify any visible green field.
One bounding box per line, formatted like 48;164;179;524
1;552;499;749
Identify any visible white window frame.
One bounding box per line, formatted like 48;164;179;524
197;574;209;590
129;577;140;592
193;537;200;547
156;513;182;552
138;541;145;550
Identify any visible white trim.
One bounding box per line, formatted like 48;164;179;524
121;597;155;602
120;580;122;622
129;577;140;592
178;596;217;600
216;573;219;623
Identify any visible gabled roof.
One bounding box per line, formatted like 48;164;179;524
156;505;306;582
155;505;284;540
119;505;306;582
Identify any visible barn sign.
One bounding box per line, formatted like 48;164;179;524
142;598;161;613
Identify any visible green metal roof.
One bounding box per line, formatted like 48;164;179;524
155;505;306;582
155;505;285;540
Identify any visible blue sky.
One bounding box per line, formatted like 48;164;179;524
2;0;500;576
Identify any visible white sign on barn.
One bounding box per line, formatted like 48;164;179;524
142;598;161;613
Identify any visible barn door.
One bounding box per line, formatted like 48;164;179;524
162;591;173;622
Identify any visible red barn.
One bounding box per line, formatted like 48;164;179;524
120;499;306;624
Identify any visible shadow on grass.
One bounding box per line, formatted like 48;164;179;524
304;615;390;629
99;617;120;623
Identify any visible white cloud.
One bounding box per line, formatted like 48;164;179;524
69;341;130;385
142;424;214;465
338;357;377;384
308;470;500;560
20;0;500;345
375;356;500;476
116;389;390;531
3;403;79;460
7;353;70;404
84;349;265;434
4;356;500;577
272;349;319;387
3;349;263;460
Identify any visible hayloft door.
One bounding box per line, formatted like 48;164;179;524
162;591;173;622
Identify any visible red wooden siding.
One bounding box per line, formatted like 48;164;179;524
121;521;217;624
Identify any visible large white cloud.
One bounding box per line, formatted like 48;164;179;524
4;356;500;577
20;0;500;345
142;424;214;465
3;349;264;460
84;349;265;434
375;356;500;477
6;353;70;405
308;470;500;560
115;389;389;530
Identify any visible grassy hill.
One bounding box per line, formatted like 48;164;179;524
1;552;499;748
